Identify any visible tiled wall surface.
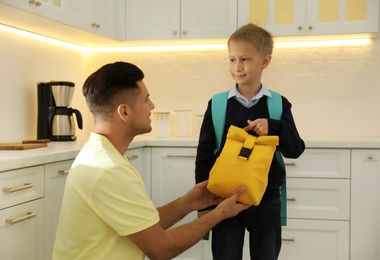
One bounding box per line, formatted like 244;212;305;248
1;29;379;142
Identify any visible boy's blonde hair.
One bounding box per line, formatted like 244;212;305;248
228;23;273;56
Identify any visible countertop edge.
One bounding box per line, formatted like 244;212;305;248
1;135;380;172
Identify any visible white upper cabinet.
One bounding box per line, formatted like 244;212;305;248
238;0;379;36
0;0;67;22
125;0;238;41
66;0;119;39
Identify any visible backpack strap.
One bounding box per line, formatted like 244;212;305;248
211;91;229;152
211;89;288;226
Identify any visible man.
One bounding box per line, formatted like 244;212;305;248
53;61;249;260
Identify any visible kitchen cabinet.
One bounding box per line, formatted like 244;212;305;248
238;0;379;36
66;0;119;39
0;166;45;260
125;147;151;197
279;149;350;260
125;0;238;41
151;147;213;259
44;159;74;260
0;0;67;24
351;150;380;260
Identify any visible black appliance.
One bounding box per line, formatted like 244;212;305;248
37;81;83;141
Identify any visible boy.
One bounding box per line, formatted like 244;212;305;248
195;24;305;259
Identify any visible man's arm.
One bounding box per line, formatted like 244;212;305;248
129;185;248;260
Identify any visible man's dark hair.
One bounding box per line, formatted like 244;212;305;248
83;61;144;119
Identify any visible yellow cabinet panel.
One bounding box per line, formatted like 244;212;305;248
275;0;295;24
250;0;269;25
346;0;366;21
319;0;339;22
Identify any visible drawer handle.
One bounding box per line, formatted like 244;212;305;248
166;153;196;158
282;237;295;242
6;212;37;225
284;162;296;166
3;183;33;193
127;155;138;160
287;197;296;201
58;170;70;175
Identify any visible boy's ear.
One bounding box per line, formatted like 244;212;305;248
262;54;272;69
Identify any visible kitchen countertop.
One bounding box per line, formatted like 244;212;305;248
1;134;380;172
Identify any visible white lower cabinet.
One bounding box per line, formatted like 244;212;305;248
151;147;213;259
44;159;74;260
0;166;45;260
351;150;380;260
279;148;351;260
280;219;349;260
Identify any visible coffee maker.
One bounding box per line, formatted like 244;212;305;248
37;81;83;141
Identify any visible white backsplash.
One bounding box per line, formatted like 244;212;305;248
1;28;380;143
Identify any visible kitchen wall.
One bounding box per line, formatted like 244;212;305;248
0;29;88;143
1;27;380;143
87;38;380;138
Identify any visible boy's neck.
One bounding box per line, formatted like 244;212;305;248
237;83;262;101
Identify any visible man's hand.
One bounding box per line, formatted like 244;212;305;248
213;186;250;220
184;181;223;212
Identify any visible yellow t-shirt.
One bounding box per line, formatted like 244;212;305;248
53;133;159;260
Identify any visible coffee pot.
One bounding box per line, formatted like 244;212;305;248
37;81;83;141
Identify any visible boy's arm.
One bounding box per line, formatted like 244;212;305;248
268;96;305;158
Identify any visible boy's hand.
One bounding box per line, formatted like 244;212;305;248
245;119;268;136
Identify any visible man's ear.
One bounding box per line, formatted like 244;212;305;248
117;104;129;121
262;54;272;69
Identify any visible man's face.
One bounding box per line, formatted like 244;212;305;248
129;80;155;135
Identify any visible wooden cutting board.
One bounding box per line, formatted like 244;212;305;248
0;142;48;150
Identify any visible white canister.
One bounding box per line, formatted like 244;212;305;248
153;112;171;138
194;114;204;137
173;110;193;137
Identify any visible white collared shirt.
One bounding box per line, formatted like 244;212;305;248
228;84;271;108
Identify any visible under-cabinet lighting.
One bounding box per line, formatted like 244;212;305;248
0;24;373;53
275;38;371;48
0;24;85;52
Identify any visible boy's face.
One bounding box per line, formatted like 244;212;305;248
228;40;271;88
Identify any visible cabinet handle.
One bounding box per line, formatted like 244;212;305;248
6;212;36;225
92;23;100;28
368;155;374;160
282;237;295;242
308;25;313;30
35;1;41;6
127;155;138;160
3;183;33;193
172;31;178;36
182;30;187;35
166;153;196;158
287;197;296;201
28;0;35;4
58;170;70;176
284;161;296;166
298;26;302;30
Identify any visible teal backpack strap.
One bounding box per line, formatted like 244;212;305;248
211;91;229;152
267;90;287;226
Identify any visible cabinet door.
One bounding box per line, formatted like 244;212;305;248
0;0;67;23
181;0;238;39
44;159;74;260
0;199;45;260
67;0;119;39
238;0;379;36
151;147;212;259
280;219;349;260
306;0;379;35
125;0;180;40
351;150;380;260
238;0;306;36
125;147;151;198
0;165;44;210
